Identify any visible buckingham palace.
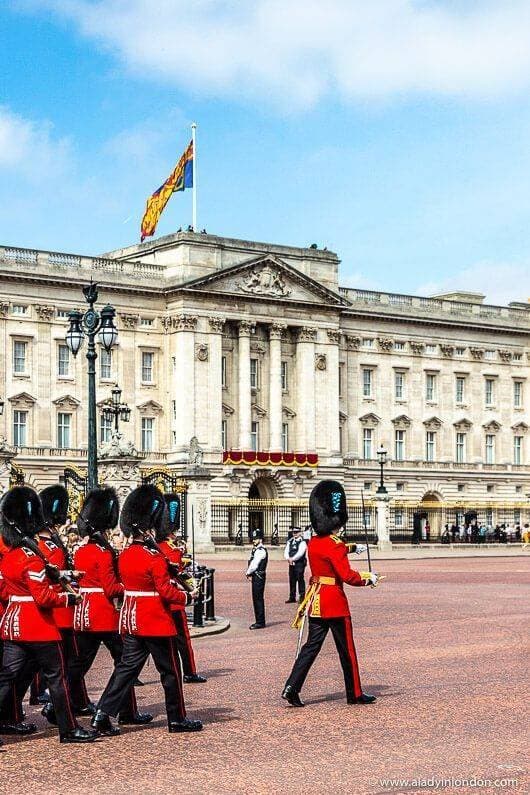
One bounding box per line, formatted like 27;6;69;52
1;231;529;547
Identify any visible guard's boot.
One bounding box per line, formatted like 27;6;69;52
90;710;120;736
348;693;377;705
59;726;97;744
168;718;203;733
281;685;305;707
75;702;97;717
118;711;153;725
41;702;57;725
183;674;207;684
0;721;38;735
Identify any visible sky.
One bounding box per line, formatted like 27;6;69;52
3;1;530;304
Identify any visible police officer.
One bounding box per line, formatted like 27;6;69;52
91;485;203;735
246;529;268;629
0;486;95;743
284;526;307;604
282;480;381;708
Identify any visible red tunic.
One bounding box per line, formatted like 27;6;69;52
0;546;69;641
0;539;9;620
74;542;123;632
157;540;186;613
307;534;368;619
37;537;74;630
118;543;187;637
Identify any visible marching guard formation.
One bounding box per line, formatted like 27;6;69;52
0;476;382;749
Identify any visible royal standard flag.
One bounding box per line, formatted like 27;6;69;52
140;140;193;241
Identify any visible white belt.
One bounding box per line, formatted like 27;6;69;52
79;587;104;593
124;590;158;597
9;596;33;603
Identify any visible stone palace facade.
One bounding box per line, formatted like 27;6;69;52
1;231;529;544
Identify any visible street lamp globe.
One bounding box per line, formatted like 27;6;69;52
377;444;388;464
98;305;118;352
65;310;84;356
111;385;122;407
120;405;131;423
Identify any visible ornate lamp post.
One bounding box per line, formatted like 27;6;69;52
65;282;118;490
376;444;388;495
102;384;131;433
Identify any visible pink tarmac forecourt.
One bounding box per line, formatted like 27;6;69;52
1;557;528;795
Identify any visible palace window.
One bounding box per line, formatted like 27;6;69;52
100;414;112;443
13;340;27;374
395;429;405;461
455;347;465;357
484;350;496;360
362;368;373;398
12;305;28;315
221;420;227;450
141;417;154;451
485;378;495;406
362;338;374;348
513;435;523;465
281;361;288;391
100;349;112;379
13;410;27;446
425;373;436;401
140;318;153;327
394;508;404;528
425;431;436;462
282;422;289;453
425;344;436;354
394;371;405;400
250;421;259;452
456;432;466;463
250;358;259;389
338;363;344;398
58;344;70;377
485;434;495;464
172;400;177;421
455;376;465;404
362;428;373;460
513;353;522;362
57;413;71;449
141;351;154;383
394;341;405;351
514;381;523;408
222;356;227;388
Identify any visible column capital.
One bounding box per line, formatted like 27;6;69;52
345;334;361;351
269;322;287;340
173;314;198;331
238;319;256;336
326;329;341;344
298;326;317;343
208;316;225;333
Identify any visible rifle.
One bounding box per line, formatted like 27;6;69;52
21;534;80;599
360;490;385;588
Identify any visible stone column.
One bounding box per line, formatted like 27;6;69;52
296;327;317;452
327;329;341;456
183;466;214;552
34;305;54;445
238;320;254;450
375;494;392;552
207;317;225;454
173;315;198;452
269;323;286;450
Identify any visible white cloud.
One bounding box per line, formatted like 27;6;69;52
0;106;72;180
416;259;530;306
21;0;530;108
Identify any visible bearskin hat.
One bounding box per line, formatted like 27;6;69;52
156;493;181;542
0;486;44;547
40;485;69;527
309;480;348;536
77;488;119;536
120;484;165;538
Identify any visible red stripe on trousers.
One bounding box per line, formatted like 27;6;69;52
343;617;363;699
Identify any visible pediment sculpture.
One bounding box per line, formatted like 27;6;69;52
238;265;291;298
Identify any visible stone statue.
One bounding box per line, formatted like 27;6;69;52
188;436;204;466
99;430;138;459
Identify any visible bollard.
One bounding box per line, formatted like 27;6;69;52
193;565;206;628
205;568;215;621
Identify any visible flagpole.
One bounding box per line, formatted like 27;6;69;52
191;122;197;231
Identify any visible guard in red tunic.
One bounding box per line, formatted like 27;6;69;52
282;480;380;708
91;485;203;736
0;486;95;743
72;487;150;725
157;493;206;684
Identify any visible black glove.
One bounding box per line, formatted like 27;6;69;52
66;592;81;607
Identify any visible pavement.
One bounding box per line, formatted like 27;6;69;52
1;556;529;795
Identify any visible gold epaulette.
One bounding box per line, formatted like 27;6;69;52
330;534;345;545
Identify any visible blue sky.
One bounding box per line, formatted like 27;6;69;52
3;1;530;303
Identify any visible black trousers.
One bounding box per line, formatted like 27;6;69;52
251;574;266;626
172;611;197;676
70;631;138;718
285;616;363;701
0;640;78;735
20;628;89;712
97;634;185;723
288;564;306;601
0;639;25;723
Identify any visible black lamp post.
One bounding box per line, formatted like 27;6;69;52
376;444;388;495
102;384;131;433
65;282;118;490
0;398;4;416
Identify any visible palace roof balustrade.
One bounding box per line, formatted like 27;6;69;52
343;457;530;473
